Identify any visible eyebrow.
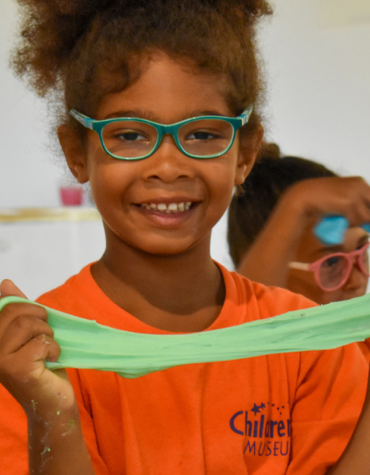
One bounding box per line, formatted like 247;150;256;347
311;245;344;259
356;233;370;247
101;109;229;122
311;232;370;259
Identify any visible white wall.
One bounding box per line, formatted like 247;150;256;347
213;0;370;268
0;0;369;272
258;0;370;177
0;0;62;208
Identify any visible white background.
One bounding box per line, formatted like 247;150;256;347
0;0;369;296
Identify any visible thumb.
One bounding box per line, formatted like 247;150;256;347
0;279;28;299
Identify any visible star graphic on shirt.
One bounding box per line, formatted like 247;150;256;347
251;403;261;415
260;402;266;409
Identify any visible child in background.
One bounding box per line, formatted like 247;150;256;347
228;143;370;303
228;143;370;357
0;2;370;475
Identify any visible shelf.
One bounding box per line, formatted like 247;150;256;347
0;207;101;223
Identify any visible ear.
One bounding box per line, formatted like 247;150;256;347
57;125;89;183
235;125;264;186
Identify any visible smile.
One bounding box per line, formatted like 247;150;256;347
139;202;193;213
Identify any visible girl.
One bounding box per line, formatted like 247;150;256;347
0;1;369;474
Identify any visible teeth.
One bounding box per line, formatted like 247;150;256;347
141;202;192;213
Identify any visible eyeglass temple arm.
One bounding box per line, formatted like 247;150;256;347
240;105;253;125
70;110;94;129
288;262;310;271
314;216;370;246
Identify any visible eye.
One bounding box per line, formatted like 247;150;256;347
114;130;149;142
103;121;156;144
322;256;341;269
186;130;222;141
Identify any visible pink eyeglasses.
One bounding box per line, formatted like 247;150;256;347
289;242;370;292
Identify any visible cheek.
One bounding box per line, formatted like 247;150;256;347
286;270;323;303
207;162;236;207
88;161;133;215
319;291;342;305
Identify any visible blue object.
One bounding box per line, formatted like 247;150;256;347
314;216;370;245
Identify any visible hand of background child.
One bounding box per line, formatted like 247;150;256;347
237;176;370;287
286;176;370;228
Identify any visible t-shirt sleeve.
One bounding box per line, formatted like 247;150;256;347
286;343;367;475
0;384;28;475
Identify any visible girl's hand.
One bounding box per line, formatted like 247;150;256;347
283;176;370;228
0;280;75;421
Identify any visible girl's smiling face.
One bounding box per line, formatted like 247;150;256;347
64;53;262;257
287;226;369;304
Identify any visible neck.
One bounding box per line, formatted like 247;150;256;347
91;230;225;332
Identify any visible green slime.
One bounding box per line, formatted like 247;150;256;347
1;294;370;378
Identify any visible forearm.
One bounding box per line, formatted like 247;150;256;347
237;191;310;287
28;405;95;475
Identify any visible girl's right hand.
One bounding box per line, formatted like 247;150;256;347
0;280;75;421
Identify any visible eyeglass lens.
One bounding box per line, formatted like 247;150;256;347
101;119;234;159
178;120;233;157
318;245;370;290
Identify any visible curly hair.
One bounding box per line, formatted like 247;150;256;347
11;0;272;138
228;144;337;267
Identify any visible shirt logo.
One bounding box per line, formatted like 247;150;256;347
230;401;290;457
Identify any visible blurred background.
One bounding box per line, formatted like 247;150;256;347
0;0;369;297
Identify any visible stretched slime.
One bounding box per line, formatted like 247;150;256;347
1;295;370;378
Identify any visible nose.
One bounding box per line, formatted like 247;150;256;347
142;135;194;184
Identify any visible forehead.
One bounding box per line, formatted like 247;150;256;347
96;53;233;122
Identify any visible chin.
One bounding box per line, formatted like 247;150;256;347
140;242;195;257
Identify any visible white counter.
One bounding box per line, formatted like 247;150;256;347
0;208;105;300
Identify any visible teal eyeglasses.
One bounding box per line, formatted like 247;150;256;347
70;106;253;161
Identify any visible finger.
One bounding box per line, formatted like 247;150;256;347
346;202;370;228
1;335;61;394
22;334;61;366
0;315;54;356
0;279;28;299
0;303;49;338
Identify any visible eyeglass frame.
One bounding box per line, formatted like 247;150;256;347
70;106;253;161
288;241;370;292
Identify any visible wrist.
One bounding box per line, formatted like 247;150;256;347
277;185;318;229
25;394;78;427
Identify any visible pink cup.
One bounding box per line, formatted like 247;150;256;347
59;185;84;206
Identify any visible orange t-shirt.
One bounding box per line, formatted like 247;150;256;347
0;263;367;475
358;340;370;363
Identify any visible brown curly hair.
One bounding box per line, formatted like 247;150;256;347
11;0;272;138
